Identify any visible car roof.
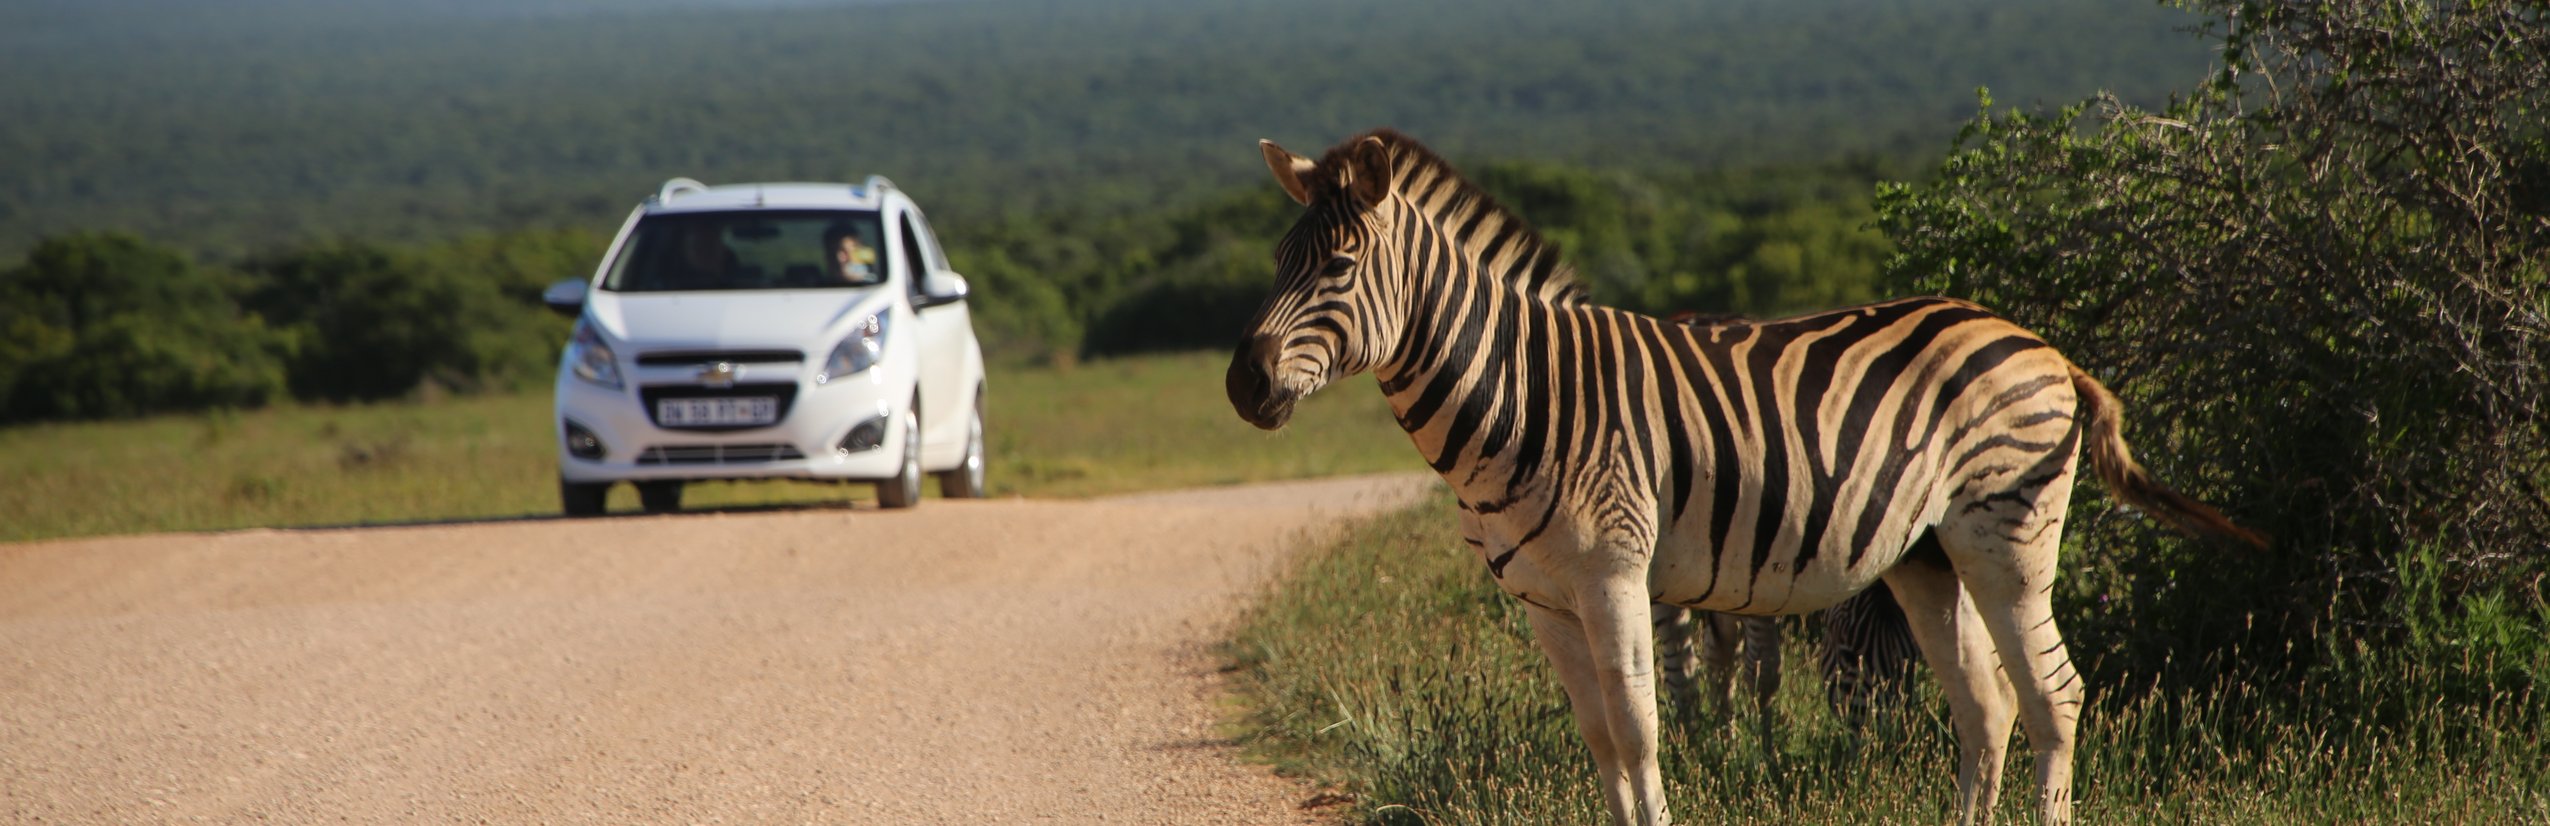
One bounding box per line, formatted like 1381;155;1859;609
641;177;902;214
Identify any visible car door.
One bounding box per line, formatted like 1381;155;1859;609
897;208;972;468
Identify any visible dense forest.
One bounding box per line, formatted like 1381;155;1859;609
0;0;2207;258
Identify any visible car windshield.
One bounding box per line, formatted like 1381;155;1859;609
602;210;890;292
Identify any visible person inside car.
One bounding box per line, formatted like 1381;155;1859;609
827;224;882;286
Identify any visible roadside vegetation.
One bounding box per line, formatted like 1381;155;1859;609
1230;501;2549;824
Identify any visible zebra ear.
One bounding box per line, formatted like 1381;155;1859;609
1344;135;1390;209
1261;139;1315;206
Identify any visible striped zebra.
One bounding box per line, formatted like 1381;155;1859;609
1651;604;1780;745
1653;581;1918;752
1226;129;2263;826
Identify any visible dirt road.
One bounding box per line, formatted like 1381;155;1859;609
0;473;1435;824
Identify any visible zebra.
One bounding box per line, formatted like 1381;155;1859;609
1814;579;1923;737
1225;129;2263;826
1652;581;1919;756
1651;603;1777;741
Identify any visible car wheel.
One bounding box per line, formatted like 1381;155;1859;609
561;479;610;517
636;480;683;514
875;406;922;509
936;391;986;499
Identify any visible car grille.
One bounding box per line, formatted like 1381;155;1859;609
639;382;799;432
636;349;804;368
635;443;809;465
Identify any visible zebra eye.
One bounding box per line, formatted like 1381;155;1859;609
1321;255;1356;275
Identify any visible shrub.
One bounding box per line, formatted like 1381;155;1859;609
1876;0;2550;692
0;232;289;422
243;237;571;402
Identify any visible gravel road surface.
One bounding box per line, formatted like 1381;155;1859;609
1;472;1436;824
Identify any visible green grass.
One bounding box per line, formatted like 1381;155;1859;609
0;351;1418;542
1229;497;2550;824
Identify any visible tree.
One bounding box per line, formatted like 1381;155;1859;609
244;239;561;402
0;233;289;422
1877;0;2549;690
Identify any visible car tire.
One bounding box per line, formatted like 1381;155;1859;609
561;479;610;517
936;391;986;499
876;405;922;510
637;480;683;513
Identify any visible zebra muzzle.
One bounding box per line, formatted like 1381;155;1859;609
1226;338;1297;431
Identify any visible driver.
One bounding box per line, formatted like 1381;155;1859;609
666;222;733;288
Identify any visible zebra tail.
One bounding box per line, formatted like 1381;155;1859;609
2068;365;2270;549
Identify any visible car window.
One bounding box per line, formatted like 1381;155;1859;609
907;209;949;273
602;210;888;292
897;212;931;300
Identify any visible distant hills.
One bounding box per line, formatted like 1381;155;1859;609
0;0;2212;258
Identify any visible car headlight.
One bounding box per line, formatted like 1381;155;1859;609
818;309;891;385
567;321;623;390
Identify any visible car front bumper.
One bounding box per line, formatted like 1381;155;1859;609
554;366;910;484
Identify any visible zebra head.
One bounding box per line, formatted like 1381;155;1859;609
1227;134;1408;431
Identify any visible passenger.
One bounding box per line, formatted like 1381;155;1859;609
827;225;881;286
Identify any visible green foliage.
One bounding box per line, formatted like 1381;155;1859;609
1876;0;2550;692
0;233;289;422
0;0;2209;260
241;235;578;402
1232;501;2550;823
0;0;2212;402
0;228;589;421
947;160;1902;364
1466;158;1897;317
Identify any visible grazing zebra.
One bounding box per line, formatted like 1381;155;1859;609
1652;603;1780;743
1653;580;1918;753
1226;129;2263;826
1815;579;1922;735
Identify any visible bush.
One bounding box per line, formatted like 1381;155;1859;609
1876;0;2550;692
243;236;574;402
0;232;289;422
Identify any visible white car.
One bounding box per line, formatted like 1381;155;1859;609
542;177;986;515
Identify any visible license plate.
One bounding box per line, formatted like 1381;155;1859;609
657;396;778;427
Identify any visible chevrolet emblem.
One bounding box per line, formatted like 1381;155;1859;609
697;361;738;388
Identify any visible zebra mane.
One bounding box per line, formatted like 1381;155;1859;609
1313;129;1588;305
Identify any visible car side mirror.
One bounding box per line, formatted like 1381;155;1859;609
918;271;969;308
543;279;589;318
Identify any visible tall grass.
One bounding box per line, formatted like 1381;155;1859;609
1229;496;2550;824
0;351;1416;542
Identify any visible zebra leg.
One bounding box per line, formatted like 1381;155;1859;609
1821;582;1921;742
1699;611;1742;730
1882;538;2018;826
1942;481;2085;825
1740;615;1783;766
1528;597;1672;826
1653;603;1703;722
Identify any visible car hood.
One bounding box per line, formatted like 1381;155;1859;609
587;289;887;351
